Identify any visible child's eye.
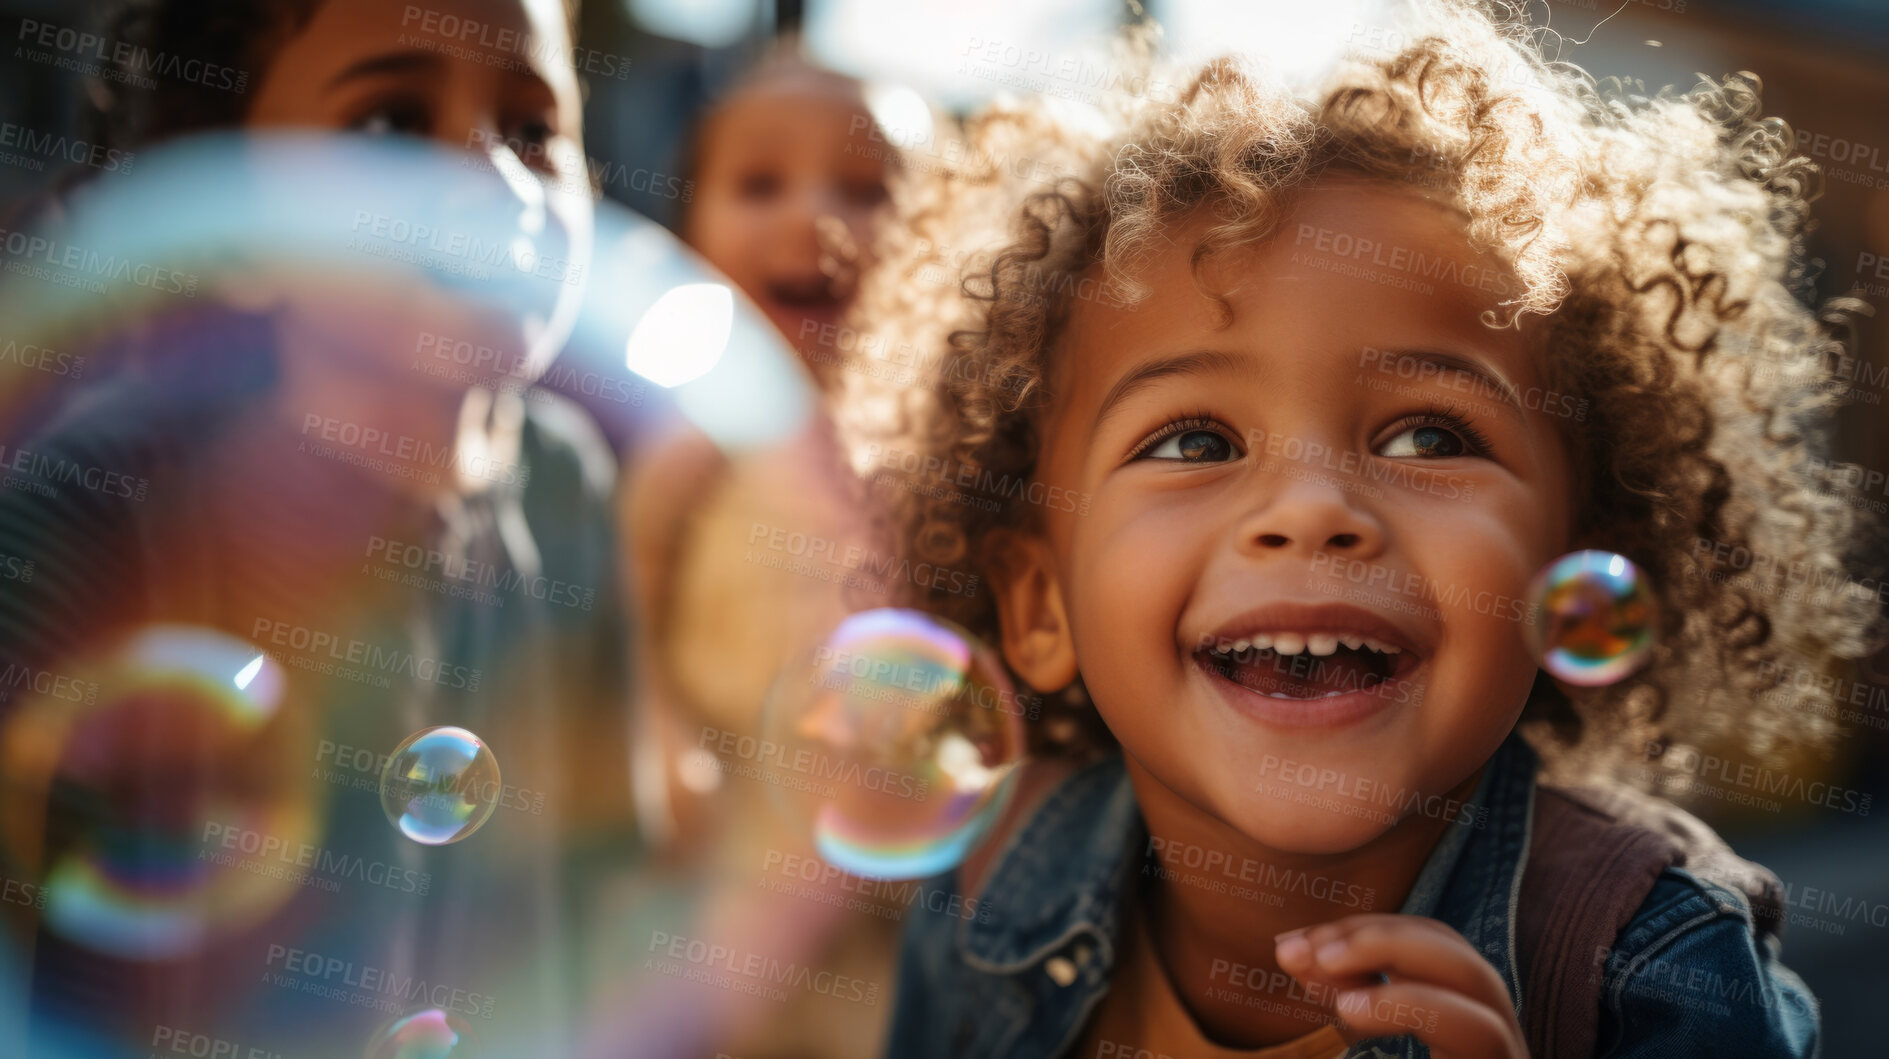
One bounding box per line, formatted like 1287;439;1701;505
1378;407;1492;459
1380;424;1466;458
839;177;889;207
500;116;564;174
506;117;555;149
737;171;784;200
349;100;431;138
1130;418;1242;463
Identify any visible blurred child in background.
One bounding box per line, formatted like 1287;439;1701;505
0;1;628;1055
605;46;910;1059
681;55;892;373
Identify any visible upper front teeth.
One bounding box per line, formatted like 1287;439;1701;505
1212;634;1402;656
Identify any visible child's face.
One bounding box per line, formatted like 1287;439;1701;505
245;0;591;384
1002;179;1574;854
684;76;890;348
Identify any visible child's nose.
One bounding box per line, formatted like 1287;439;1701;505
771;187;861;274
1234;480;1385;561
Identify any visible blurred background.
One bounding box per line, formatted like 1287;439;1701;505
10;0;1881;518
0;0;1884;1056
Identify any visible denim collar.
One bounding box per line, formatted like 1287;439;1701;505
959;754;1146;977
958;732;1541;1009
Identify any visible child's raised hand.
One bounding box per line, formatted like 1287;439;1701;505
1275;914;1527;1059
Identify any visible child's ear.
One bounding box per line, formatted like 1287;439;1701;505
985;529;1079;694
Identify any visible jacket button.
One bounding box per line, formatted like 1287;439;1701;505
1045;956;1079;986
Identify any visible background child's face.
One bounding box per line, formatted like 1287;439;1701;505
684;75;890;348
1002;180;1575;854
244;0;592;385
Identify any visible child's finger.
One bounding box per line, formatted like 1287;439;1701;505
1277;914;1512;1015
1273;929;1380;994
1328;982;1523;1059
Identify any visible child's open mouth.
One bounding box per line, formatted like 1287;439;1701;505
1193;633;1419;700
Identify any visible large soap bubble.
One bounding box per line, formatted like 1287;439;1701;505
0;625;311;960
758;609;1029;880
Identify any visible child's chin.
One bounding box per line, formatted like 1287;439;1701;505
1231;792;1401;856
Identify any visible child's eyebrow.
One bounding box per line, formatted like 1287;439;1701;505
1091;349;1253;436
1089;346;1529;436
325;51;444;91
1379;348;1527;419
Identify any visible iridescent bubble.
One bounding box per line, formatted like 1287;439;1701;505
0;625;311;960
760;609;1028;880
1525;551;1658;686
0;132;808;461
365;1008;481;1059
379;727;502;845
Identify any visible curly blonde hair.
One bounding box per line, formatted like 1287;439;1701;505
837;0;1885;782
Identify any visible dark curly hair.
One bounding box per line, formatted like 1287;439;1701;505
837;1;1886;782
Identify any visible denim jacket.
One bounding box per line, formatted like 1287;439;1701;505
882;734;1820;1058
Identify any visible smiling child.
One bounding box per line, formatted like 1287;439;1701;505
838;3;1882;1057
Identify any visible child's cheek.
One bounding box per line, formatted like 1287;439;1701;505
1066;503;1201;692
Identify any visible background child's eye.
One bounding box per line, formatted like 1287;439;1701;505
500;116;564;174
349;100;431;138
737;171;784;200
838;177;888;207
1139;426;1238;463
506;117;555;150
1380;423;1468;458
